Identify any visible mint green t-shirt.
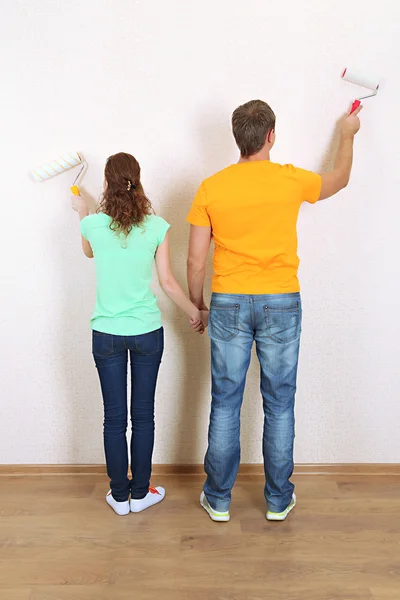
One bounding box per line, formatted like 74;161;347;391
80;213;170;336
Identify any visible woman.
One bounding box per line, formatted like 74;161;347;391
74;152;207;516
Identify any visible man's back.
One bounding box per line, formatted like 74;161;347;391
187;161;321;294
187;98;362;523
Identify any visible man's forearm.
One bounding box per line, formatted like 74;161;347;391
334;133;354;188
187;224;212;309
319;107;361;200
187;262;207;309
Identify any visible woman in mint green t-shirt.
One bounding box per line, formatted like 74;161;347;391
75;152;207;516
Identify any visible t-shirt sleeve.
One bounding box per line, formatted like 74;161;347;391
156;217;170;245
80;216;89;240
186;182;211;227
294;167;322;204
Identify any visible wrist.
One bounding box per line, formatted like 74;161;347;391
191;308;201;321
341;131;355;142
195;301;208;311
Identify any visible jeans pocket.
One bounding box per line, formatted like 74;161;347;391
92;331;114;358
209;304;239;342
264;304;301;344
134;328;163;356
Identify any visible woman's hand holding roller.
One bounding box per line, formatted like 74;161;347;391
71;192;89;219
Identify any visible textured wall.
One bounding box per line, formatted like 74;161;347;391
1;0;399;464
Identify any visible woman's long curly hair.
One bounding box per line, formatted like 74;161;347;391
98;152;153;237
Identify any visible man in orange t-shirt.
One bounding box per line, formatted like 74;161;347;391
187;99;362;522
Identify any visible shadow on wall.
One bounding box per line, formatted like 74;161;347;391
318;116;341;172
194;106;237;175
157;110;270;466
54;188;102;464
54;109;235;467
160;181;212;465
152;110;235;465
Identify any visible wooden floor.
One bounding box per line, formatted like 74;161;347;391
0;473;399;600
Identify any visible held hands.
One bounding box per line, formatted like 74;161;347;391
341;105;362;138
190;309;209;335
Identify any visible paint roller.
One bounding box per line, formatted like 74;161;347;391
32;151;87;195
341;68;380;114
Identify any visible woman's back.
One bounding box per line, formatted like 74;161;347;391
75;151;204;517
81;212;169;335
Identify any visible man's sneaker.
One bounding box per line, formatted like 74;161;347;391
200;491;230;522
266;493;296;521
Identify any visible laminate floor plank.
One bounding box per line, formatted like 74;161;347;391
0;473;398;599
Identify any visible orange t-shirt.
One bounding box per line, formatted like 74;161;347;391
187;161;322;294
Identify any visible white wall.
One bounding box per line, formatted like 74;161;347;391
1;0;399;465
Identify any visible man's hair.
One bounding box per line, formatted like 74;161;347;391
232;100;276;158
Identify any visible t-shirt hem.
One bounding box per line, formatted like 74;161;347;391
186;216;211;227
90;317;163;337
306;174;322;204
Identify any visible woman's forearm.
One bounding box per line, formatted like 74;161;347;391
161;278;201;321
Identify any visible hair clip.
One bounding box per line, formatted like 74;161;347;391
127;180;137;191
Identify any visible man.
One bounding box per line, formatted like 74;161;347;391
187;99;362;522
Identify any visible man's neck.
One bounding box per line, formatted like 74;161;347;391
238;149;271;163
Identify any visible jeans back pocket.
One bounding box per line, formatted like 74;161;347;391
209;303;239;342
92;331;114;358
134;328;163;356
264;303;301;344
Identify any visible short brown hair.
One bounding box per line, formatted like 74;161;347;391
232;100;276;157
98;152;153;238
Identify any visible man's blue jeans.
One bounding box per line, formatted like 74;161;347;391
204;293;301;513
92;328;164;502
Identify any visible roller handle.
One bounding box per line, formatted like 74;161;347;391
350;99;361;114
70;185;80;196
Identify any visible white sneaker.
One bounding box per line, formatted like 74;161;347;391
106;491;130;516
266;493;296;521
130;486;166;513
200;491;230;522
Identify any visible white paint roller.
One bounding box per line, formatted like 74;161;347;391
341;68;380;114
32;151;87;195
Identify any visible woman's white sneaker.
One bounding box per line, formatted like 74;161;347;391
106;491;130;516
130;486;166;513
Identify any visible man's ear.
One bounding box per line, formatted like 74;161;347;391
267;129;275;144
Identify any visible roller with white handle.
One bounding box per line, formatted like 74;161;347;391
32;151;87;195
341;68;380;114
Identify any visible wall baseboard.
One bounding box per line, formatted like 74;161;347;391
0;463;399;477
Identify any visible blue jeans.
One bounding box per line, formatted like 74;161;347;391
92;328;164;502
204;293;301;513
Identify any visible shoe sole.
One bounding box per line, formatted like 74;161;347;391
266;494;296;521
200;492;230;522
